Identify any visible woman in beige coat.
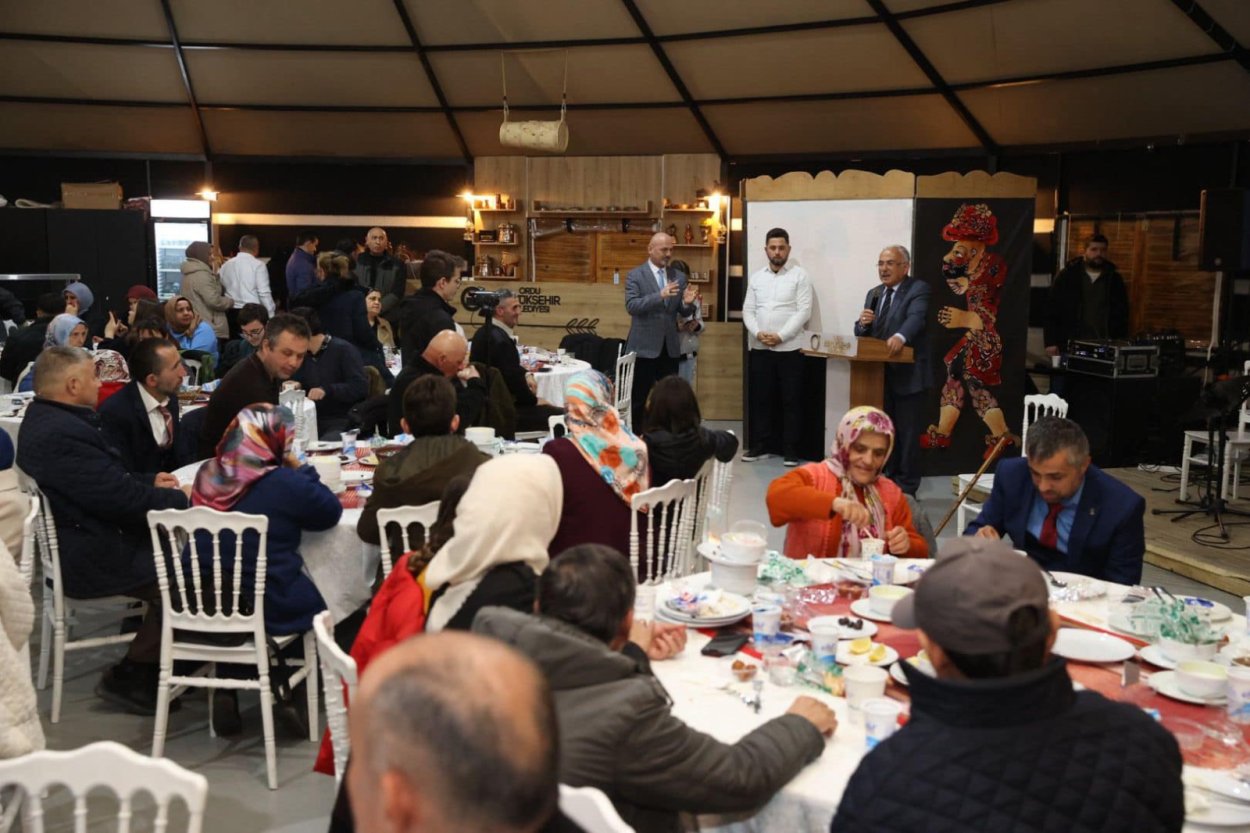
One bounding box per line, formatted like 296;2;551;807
179;240;232;340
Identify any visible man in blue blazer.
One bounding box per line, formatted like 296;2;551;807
625;232;696;428
965;417;1145;584
853;246;931;494
100;337;186;480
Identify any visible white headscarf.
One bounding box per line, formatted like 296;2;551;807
424;454;563;632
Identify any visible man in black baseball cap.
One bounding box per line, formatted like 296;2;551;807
830;537;1183;833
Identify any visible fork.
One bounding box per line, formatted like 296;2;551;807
1042;569;1067;589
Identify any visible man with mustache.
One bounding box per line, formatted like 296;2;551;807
921;203;1015;459
1043;233;1129;360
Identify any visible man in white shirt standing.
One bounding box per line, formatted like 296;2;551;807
742;228;813;467
219;234;276;337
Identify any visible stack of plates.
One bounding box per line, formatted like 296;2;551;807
655;590;752;627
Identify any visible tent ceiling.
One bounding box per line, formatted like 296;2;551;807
0;0;1246;161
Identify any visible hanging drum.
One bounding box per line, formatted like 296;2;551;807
498;51;570;153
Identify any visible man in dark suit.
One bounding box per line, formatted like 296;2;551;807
964;416;1145;584
853;245;932;495
625;232;696;429
470;290;562;434
100;338;186;479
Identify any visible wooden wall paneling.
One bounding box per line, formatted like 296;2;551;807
533;232;594;283
597;232;654;284
527;156;661;211
662;153;721;206
693;322;743;420
472;156;529;279
742;169;915;201
915;171;1037;199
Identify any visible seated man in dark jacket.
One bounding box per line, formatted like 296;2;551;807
395;249;460;364
17;346;190;715
469;290;563;434
100;337;186;479
358;375;489;550
0;291;63;385
290;307;367;438
387;329;486;437
474;544;835;833
217;302;268;378
830;537;1183;833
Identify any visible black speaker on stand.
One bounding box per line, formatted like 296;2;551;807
1200;188;1250;272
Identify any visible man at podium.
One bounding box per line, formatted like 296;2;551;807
853;245;931;495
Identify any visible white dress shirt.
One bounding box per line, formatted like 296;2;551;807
137;384;170;448
219;251;275;315
742;261;813;352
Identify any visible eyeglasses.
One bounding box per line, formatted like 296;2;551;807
241;328;265;338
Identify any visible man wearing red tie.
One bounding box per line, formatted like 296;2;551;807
965;416;1145;584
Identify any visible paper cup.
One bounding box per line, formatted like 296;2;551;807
861;538;886;558
634;583;657;622
752;604;782;650
844;665;888;715
862;698;903;749
807;616;843;663
1227;666;1250;724
1051;355;1062;368
870;553;897;585
340;430;359;457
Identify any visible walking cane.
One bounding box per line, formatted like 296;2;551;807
934;434;1012;537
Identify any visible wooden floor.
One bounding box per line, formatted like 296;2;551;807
1107;466;1250;598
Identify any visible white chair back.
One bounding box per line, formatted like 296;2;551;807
689;457;716;548
147;507;270;639
629;478;698;584
181;357;203;385
313;611;357;787
13;361;33;393
558;785;635;833
614;350;637;430
708;430;736;518
0;740;208;833
1238;360;1250;441
376;502;440;580
549;414;567;439
18;492;38;588
1021;393;1068;451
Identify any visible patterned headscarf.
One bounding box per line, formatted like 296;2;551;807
43;314;85;348
164;295;203;336
826;405;896;557
192;403;299;511
563;370;649;504
93;350;130;383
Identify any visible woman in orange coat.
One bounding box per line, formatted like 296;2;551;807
767;405;927;560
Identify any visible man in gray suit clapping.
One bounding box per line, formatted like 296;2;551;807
625;232;697;429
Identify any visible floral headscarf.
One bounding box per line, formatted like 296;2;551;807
563;370;649;503
827;406;895;557
93;350;130;383
164;295;202;337
43;314;85;348
192;404;299;511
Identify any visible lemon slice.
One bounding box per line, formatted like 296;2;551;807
869;644;887;663
850;637;873;655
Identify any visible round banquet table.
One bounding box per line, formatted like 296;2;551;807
648;569;1248;833
530;357;591;408
172;453;375;624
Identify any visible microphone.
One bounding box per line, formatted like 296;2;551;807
870;285;885;316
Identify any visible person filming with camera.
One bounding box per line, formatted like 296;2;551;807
468;288;563;434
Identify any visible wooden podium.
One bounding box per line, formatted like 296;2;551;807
801;336;914;410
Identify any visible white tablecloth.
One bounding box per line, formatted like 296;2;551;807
649;573;1248;832
532;358;591;407
172;460;373;624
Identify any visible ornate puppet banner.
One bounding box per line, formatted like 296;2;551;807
913;173;1037;477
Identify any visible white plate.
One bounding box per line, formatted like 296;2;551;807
1148;671;1227;706
1138;643;1177;670
341;470;372;485
658;590;752;626
307;440;342;452
1185;797;1250;827
836;558;933;585
1051;628;1136;663
1048;572;1107;600
1185;767;1250;804
889;656;935;686
836;642;899;668
849;597;893;623
1181;596;1233;622
654;608;747;628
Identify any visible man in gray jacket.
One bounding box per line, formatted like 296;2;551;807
473;544;836;833
624;232;697;429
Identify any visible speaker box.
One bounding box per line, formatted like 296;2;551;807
1199;188;1250;271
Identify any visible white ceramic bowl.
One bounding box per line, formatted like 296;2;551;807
707;554;758;596
868;585;912;617
1160;636;1220;664
720;523;767;564
1176;659;1227;700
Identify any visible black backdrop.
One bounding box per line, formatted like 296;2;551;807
913;198;1035;477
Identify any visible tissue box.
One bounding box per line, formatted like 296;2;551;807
61;182;123;209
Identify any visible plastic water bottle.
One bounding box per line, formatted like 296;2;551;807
613;269;620;285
